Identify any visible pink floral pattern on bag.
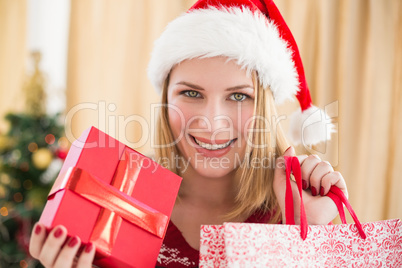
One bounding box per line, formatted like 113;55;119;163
199;225;227;268
199;219;402;268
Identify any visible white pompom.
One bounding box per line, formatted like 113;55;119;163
288;106;336;145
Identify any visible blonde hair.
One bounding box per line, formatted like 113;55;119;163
155;72;289;223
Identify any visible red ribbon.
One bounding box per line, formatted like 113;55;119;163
284;156;307;239
327;186;366;239
284;156;366;240
49;149;169;256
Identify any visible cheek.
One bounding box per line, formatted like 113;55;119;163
235;107;254;136
167;103;200;142
168;107;185;139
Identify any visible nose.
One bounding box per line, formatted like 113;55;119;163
210;113;231;132
202;100;231;132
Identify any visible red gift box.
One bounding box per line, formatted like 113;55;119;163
39;126;182;267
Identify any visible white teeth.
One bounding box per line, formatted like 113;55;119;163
193;138;233;150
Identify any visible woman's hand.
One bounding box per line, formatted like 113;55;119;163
29;223;96;268
273;147;348;225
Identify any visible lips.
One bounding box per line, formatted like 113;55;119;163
188;135;237;157
193;137;233;150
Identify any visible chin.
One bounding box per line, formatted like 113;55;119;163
193;166;236;179
187;155;238;179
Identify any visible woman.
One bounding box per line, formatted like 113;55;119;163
29;1;346;267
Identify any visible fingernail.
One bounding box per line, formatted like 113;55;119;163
311;186;317;196
54;228;63;238
34;225;41;234
285;146;292;152
85;243;93;253
302;180;307;190
320;186;325;196
68;236;78;247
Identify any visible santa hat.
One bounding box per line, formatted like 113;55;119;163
148;0;335;145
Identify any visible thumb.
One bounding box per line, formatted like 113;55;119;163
283;146;296;158
275;146;296;174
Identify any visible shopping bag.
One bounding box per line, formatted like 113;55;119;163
199;156;402;267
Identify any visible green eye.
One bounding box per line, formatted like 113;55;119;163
185;90;199;98
231;93;246;101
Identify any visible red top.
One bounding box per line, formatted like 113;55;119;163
156;210;274;267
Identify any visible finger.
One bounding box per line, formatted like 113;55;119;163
53;236;81;268
320;171;348;198
29;223;47;259
300;155;321;190
76;243;96;268
296;154;309;166
310;161;334;196
38;225;68;267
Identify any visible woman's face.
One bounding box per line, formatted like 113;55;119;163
167;57;255;178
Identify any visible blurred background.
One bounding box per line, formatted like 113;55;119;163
0;0;401;267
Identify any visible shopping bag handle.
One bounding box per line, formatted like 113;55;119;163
284;156;366;240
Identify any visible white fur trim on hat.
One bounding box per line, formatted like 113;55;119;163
288;106;336;145
147;6;299;104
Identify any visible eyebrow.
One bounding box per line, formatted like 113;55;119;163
176;81;204;90
175;81;254;92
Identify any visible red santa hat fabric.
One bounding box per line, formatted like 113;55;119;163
148;0;335;145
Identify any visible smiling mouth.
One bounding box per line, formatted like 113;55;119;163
190;135;236;151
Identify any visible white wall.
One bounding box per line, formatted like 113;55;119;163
27;0;70;114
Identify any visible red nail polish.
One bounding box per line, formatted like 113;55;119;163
302;180;307;190
68;236;78;247
34;225;41;234
85;243;93;253
311;186;317;196
320;186;325;196
54;228;63;238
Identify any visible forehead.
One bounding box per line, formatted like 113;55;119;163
169;57;254;89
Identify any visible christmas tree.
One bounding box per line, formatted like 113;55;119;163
0;51;68;268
